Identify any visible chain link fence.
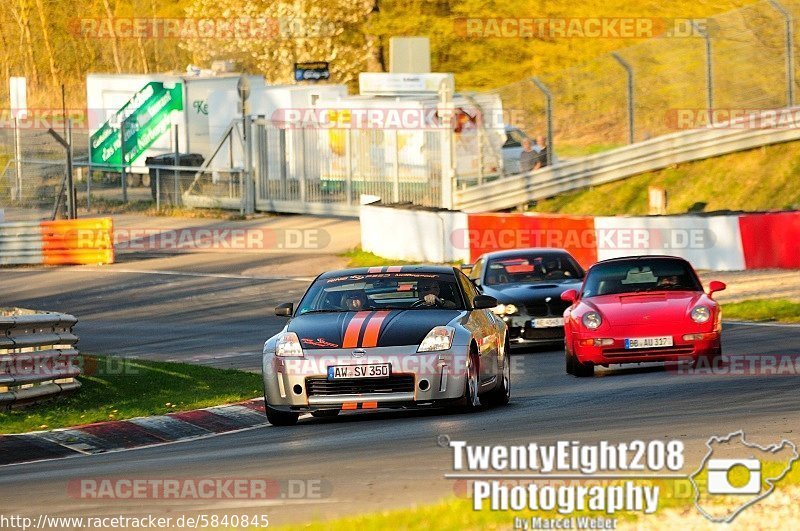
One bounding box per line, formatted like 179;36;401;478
2;1;800;218
489;0;800;159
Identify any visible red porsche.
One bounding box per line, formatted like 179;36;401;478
560;256;726;377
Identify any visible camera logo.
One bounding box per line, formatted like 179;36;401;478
690;431;798;523
706;458;761;495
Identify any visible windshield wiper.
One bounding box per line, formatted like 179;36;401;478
300;309;344;314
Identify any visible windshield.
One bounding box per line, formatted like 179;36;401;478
296;272;465;314
485;253;583;286
581;259;703;298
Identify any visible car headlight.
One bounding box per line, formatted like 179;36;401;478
418;326;455;352
691;305;711;323
275;332;304;357
582;311;602;330
491;303;518;316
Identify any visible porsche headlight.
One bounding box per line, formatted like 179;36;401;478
691;305;711;323
275;332;304;357
491;304;518;316
418;326;455;352
582;311;602;330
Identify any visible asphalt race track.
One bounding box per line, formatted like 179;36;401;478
1;255;799;526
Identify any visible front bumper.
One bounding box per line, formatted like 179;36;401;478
503;315;564;346
573;331;721;366
262;345;468;412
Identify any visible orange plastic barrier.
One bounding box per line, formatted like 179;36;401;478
39;218;115;265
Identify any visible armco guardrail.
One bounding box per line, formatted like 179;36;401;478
0;308;81;408
0;218;114;266
453;114;800;212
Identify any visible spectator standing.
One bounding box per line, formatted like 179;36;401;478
518;138;538;173
533;135;549;170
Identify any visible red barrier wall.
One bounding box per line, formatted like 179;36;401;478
467;213;598;269
738;212;800;269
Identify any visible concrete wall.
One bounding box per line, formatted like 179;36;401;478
361;205;799;271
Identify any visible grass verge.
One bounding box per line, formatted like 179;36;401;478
722;299;800;323
0;355;262;434
531;142;800;215
341;248;423;268
83;197;247;220
341;248;462;268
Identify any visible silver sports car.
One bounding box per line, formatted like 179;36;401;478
262;265;511;426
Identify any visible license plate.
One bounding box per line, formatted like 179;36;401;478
327;364;390;380
624;336;673;349
532;317;564;328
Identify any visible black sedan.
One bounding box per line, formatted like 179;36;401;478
464;248;585;348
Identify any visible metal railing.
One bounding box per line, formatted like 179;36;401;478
454;110;800;212
0;308;80;408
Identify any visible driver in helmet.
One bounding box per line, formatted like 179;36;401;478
417;278;457;308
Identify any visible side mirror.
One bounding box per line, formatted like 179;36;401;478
560;289;578;303
708;281;726;297
473;294;498;310
275;302;293;317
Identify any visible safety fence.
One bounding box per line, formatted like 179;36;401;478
453;117;800;212
360;204;800;271
0;217;114;266
489;0;800;158
0;308;80;408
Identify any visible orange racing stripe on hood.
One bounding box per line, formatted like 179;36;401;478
342;311;371;348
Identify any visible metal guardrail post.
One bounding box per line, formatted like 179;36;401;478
611;52;635;144
243;115;255;215
532;77;553;166
13;118;22;202
693;21;714;122
438;78;456;209
769;0;795;107
120;121;128;202
156;168;161;211
85;163;92;211
173;124;180;207
299;130;307;204
393;129;401;202
345;129;353;206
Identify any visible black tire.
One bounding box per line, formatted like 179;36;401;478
460;350;481;410
484;343;511;407
311;409;340;418
565;343;575;375
265;404;299;426
573;356;594;377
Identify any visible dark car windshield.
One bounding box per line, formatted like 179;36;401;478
581;258;703;298
296;272;465;314
485;253;583;286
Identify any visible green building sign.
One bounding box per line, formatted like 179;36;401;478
90;81;183;166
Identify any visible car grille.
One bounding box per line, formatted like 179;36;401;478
603;346;694;358
525;300;570;317
305;375;416;396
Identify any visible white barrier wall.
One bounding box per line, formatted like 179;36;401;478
594;216;746;271
360;205;469;263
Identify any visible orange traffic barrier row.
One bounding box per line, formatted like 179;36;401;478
39;218;115;266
